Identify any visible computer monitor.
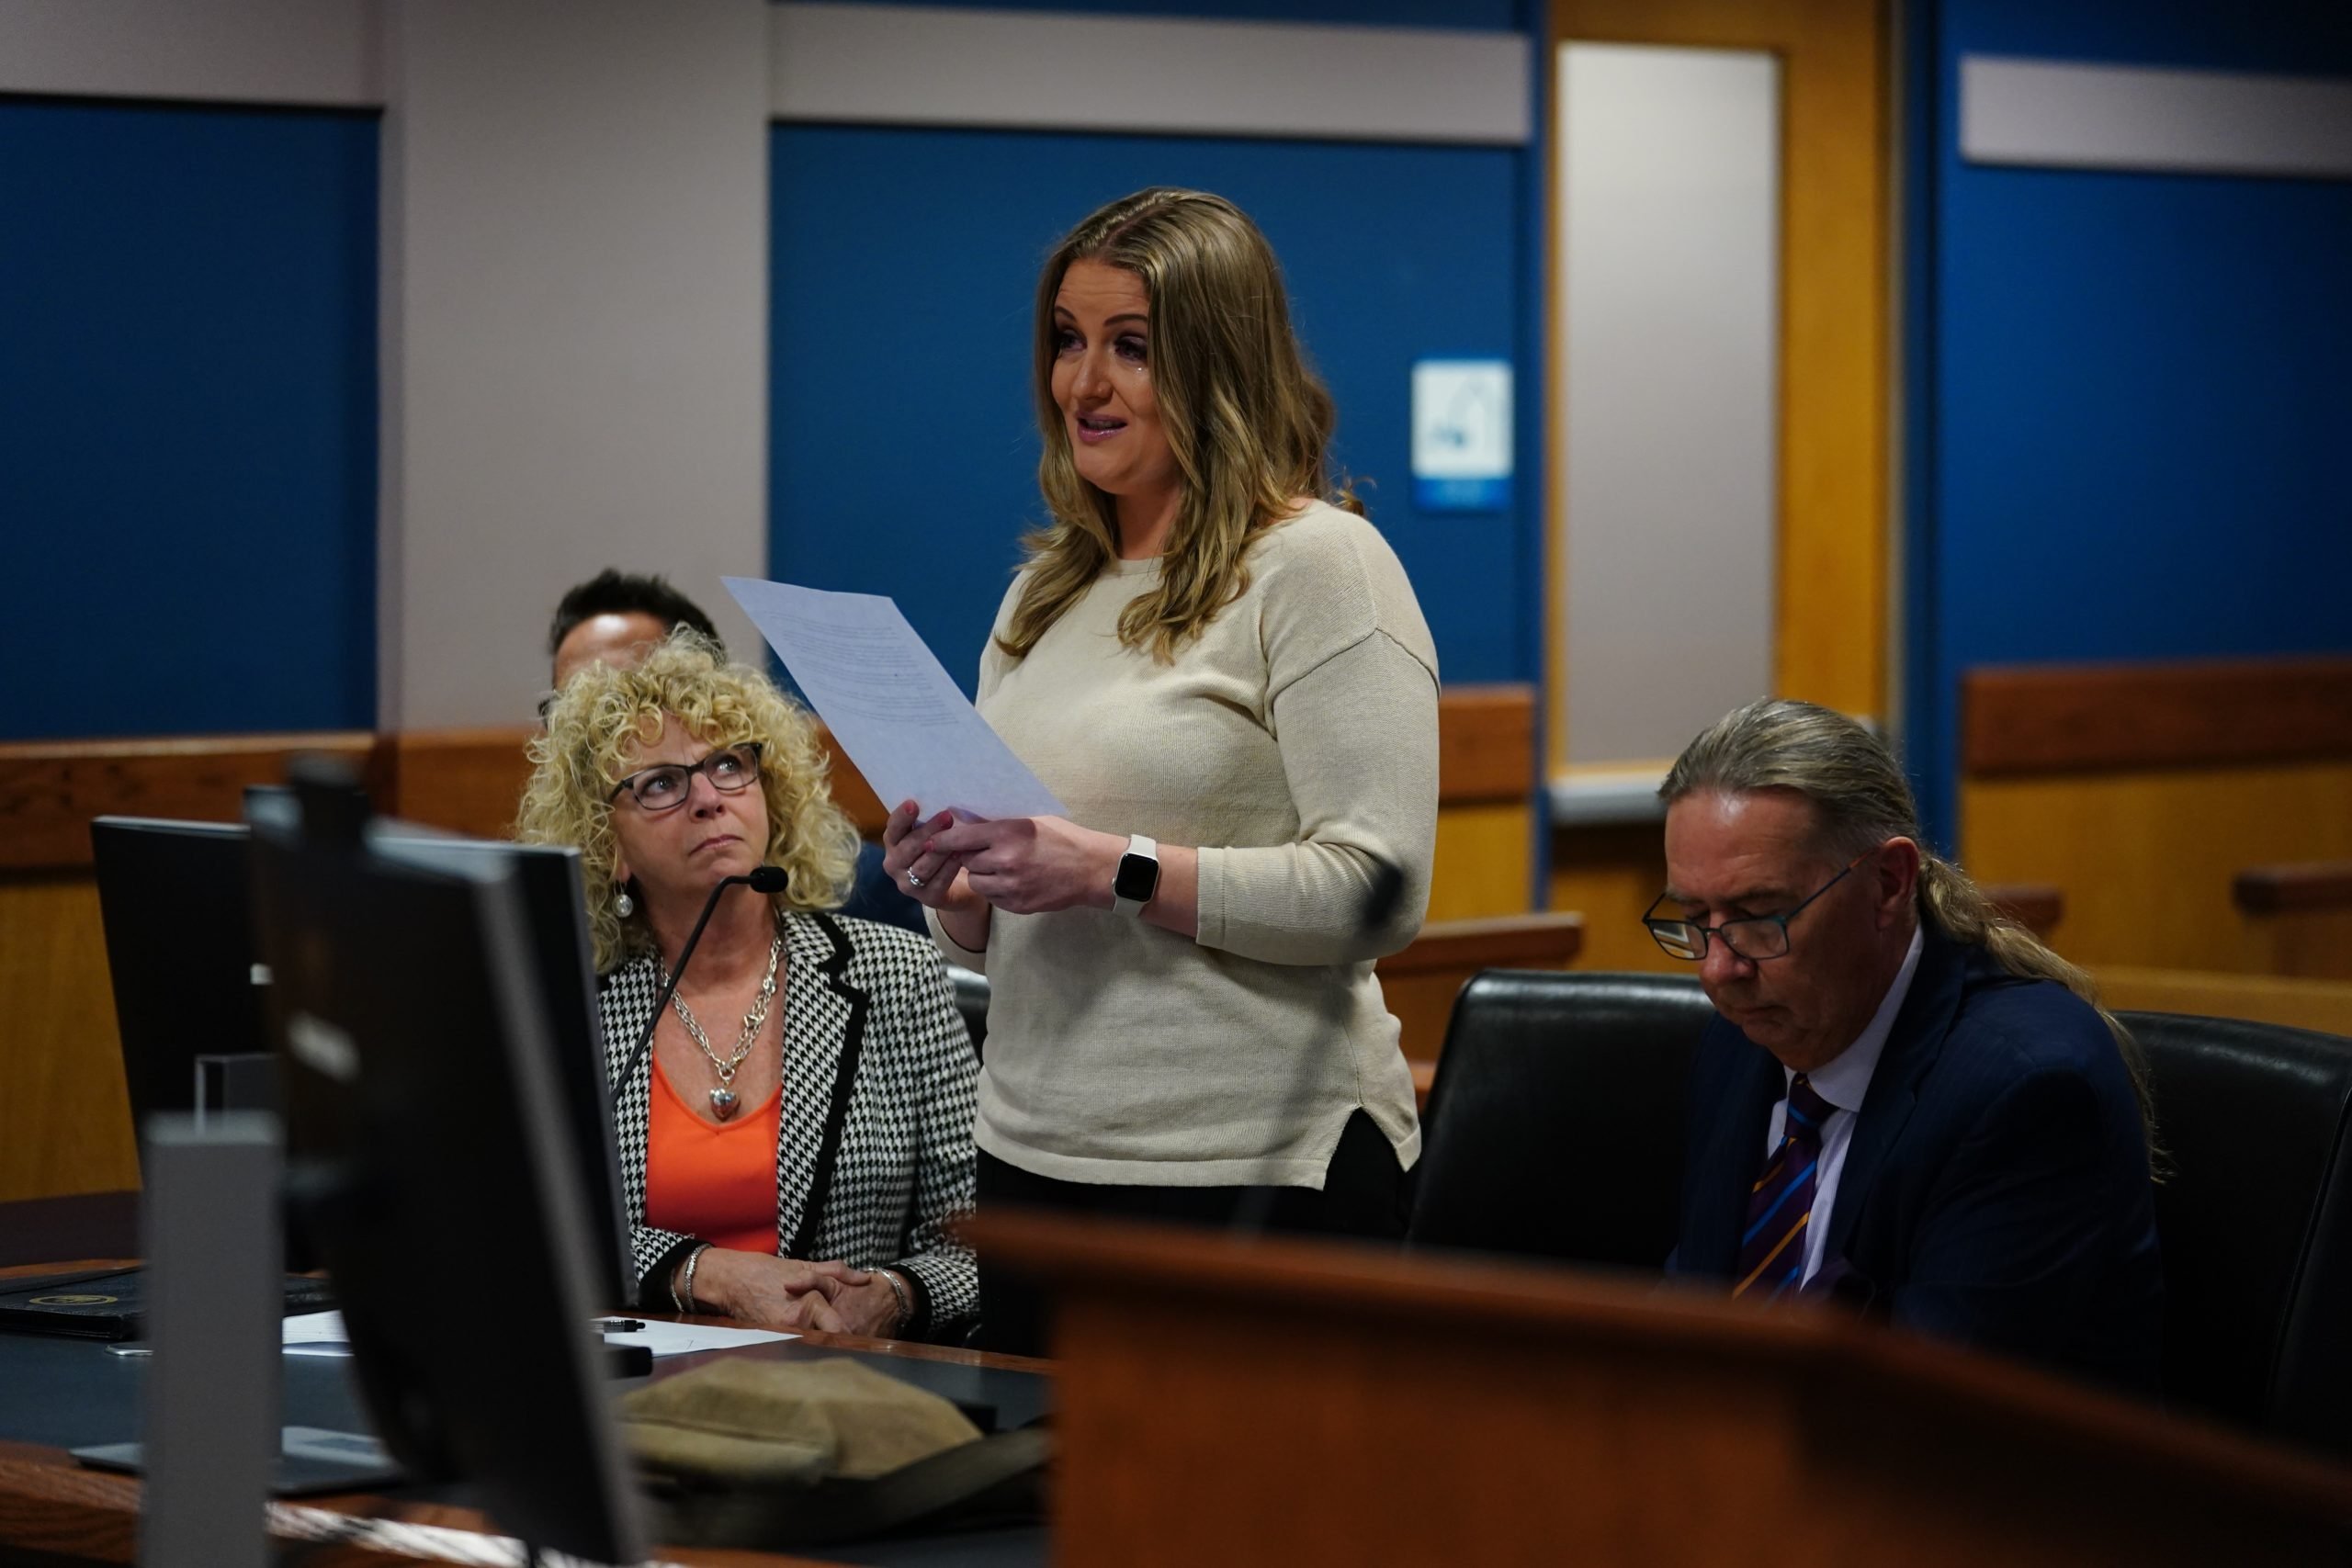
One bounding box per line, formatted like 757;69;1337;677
90;809;631;1306
247;768;646;1563
359;829;630;1305
91;817;269;1131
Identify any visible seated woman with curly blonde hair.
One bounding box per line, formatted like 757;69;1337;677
518;632;977;1341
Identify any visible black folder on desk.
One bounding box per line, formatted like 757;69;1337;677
0;1267;334;1342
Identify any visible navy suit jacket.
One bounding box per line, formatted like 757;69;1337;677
1668;927;2164;1395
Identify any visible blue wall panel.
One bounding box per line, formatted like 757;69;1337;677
0;100;379;740
771;123;1529;694
1905;0;2352;844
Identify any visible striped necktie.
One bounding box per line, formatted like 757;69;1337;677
1734;1074;1836;1300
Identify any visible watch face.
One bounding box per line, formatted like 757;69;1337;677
1113;852;1159;903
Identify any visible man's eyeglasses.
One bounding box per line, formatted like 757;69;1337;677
606;743;763;813
1642;854;1867;963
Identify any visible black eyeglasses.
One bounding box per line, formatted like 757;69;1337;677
606;743;763;813
1642;854;1867;963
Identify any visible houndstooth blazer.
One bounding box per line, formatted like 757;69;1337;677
600;909;978;1339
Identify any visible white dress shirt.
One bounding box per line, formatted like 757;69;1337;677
1761;925;1926;1285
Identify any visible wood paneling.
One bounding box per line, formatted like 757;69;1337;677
1429;801;1535;920
2095;967;2352;1042
1430;686;1539;919
1377;914;1584;1063
375;726;536;840
1963;658;2352;777
0;733;377;872
1436;683;1536;805
0;875;136;1203
1962;761;2352;976
1547;0;1888;773
1549;820;1685;975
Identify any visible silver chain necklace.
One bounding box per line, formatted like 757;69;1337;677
663;933;783;1121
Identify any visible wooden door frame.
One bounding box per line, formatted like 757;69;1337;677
1544;0;1892;775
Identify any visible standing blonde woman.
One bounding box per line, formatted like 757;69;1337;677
880;187;1439;1350
521;634;978;1342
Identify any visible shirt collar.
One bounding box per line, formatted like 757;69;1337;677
1791;923;1925;1113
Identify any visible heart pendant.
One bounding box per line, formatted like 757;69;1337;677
708;1086;740;1121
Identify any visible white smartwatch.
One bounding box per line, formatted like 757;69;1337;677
1111;834;1160;918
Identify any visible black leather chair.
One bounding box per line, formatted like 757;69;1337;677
946;964;989;1061
1407;970;1711;1269
2121;1010;2352;1455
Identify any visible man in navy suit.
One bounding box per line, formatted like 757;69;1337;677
1652;699;2163;1394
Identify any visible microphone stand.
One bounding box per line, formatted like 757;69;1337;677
607;866;788;1115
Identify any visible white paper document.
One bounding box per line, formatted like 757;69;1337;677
595;1320;796;1359
724;577;1064;820
281;1310;795;1360
282;1310;354;1357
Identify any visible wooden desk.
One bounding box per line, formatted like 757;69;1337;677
0;1253;1049;1567
978;1210;2352;1568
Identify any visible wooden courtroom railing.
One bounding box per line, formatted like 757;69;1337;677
0;733;379;874
2236;860;2352;917
2096;967;2352;1042
1960;656;2352;978
0;686;1542;1204
2233;861;2352;983
1962;657;2352;777
1377;911;1583;1069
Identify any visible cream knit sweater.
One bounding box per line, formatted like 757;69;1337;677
930;502;1439;1187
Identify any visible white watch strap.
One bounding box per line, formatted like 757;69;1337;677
1112;833;1159;918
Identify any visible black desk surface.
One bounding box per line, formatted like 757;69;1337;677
0;1303;1050;1568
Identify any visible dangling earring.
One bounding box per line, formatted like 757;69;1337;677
615;886;636;918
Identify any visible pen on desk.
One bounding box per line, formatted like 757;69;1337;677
594;1318;645;1334
106;1344;152;1358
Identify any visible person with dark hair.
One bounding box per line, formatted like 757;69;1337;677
881;189;1437;1353
542;569;925;934
548;569;724;691
1650;697;2162;1393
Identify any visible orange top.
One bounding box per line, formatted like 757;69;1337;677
644;1055;782;1255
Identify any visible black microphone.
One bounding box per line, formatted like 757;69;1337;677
607;866;789;1115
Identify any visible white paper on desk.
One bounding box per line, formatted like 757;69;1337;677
282;1310;793;1361
282;1309;352;1357
724;576;1064;821
599;1320;796;1359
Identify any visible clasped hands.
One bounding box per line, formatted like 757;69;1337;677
682;1248;904;1337
881;802;1122;918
